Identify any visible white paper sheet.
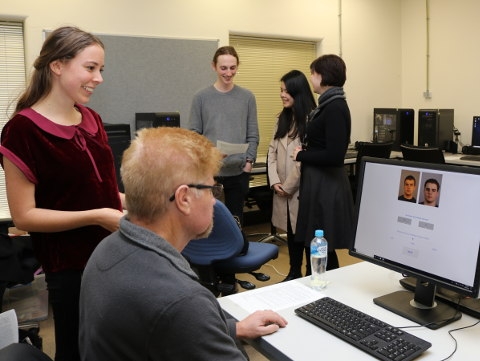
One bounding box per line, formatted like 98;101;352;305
0;309;19;349
227;281;323;314
216;140;249;155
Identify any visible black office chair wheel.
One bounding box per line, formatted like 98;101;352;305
237;279;256;290
218;282;238;296
250;271;270;282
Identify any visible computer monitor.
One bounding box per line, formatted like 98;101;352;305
471;115;480;147
350;157;480;329
103;123;131;193
373;108;397;143
135;112;180;130
373;108;414;151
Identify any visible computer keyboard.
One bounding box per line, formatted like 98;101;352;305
460;155;480;161
294;297;431;361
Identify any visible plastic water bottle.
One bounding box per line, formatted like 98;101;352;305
310;229;328;290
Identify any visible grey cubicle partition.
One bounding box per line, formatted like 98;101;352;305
44;30;218;134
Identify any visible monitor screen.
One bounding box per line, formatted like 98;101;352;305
350;157;480;329
135;112;180;130
373;109;397;143
472;116;480;147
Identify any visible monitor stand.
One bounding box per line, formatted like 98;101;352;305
373;278;462;329
400;276;480;319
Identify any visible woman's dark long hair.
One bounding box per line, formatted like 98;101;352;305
274;70;316;140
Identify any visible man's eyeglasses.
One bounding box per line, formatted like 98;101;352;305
169;184;224;202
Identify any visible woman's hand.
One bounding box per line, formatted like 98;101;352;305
273;183;290;197
292;145;303;160
94;208;125;232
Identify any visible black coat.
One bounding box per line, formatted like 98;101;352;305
295;97;355;249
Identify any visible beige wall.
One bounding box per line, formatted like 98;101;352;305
3;0;479;146
402;0;480;145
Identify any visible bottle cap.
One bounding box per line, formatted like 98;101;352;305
315;229;324;237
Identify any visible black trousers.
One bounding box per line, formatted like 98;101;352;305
303;247;340;273
215;172;250;226
45;270;82;361
290;237;340;275
0;281;7;312
286;206;305;272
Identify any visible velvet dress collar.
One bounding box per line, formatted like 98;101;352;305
18;103;99;138
18;104;103;182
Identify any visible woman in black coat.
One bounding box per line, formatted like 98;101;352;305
293;54;355;275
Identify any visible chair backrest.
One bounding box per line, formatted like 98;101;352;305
182;200;244;266
356;141;393;160
355;141;393;172
350;142;393;202
400;144;445;164
0;234;38;285
0;343;53;361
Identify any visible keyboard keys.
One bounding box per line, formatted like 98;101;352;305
295;297;431;361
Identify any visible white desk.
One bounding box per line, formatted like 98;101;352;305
444;153;480;167
362;150;480;168
218;262;479;361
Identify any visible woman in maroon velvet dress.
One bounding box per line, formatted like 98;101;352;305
0;27;124;361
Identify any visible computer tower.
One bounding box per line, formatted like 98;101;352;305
103;123;131;192
397;109;415;149
135;112;180;130
373;108;414;151
417;109;454;150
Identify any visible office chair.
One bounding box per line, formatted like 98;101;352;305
0;343;52;361
355;141;393;168
400;144;445;164
0;232;40;312
350;141;393;200
182;200;279;297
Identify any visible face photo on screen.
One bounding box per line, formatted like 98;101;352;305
418;174;442;207
397;170;419;203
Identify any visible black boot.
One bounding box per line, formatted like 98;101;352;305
305;246;311;276
305;267;311;277
281;268;302;282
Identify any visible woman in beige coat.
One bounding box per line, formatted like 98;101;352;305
268;70;316;281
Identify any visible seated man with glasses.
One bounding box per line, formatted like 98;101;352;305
169;183;224;202
79;127;287;361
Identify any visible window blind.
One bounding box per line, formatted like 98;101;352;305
0;21;25;220
229;35;317;160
